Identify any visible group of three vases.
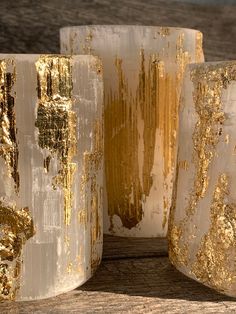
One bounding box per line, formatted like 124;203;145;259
0;25;235;301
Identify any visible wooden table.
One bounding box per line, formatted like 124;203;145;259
1;0;236;312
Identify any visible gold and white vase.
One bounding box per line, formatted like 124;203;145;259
0;54;103;300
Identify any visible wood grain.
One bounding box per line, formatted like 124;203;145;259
1;0;236;312
1;257;236;313
103;235;167;259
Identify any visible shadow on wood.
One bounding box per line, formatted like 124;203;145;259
80;256;235;303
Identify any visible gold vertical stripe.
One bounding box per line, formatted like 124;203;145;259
80;119;103;274
195;31;204;63
105;36;191;230
35;55;77;225
0;59;19;193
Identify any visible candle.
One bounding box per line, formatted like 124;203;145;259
60;25;204;237
169;60;236;297
0;54;103;300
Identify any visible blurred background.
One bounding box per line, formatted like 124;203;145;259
0;0;235;61
176;0;236;3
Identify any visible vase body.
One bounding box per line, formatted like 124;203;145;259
169;61;236;297
61;25;204;237
0;54;103;300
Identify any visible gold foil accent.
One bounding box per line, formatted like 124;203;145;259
157;27;170;37
0;202;34;300
191;174;236;292
80;120;103;274
83;30;93;54
35;55;77;225
169;62;236;275
78;209;87;225
106;41;191;230
168;224;188;267
162;196;169;229
168;160;189;267
186;63;235;216
67;262;73;274
178;160;189;170
0;59;19;193
195;31;204;63
176;33;191;83
92;58;103;76
233;145;236;155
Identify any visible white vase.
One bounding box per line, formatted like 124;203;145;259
169;60;236;297
0;54;103;300
60;25;204;237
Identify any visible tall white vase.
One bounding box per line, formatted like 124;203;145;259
60;25;204;237
0;54;103;300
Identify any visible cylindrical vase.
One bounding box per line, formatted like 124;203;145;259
0;54;103;300
60;25;204;237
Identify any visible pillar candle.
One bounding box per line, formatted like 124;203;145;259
0;54;103;300
60;25;204;237
169;60;236;297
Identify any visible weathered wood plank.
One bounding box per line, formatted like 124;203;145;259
103;235;168;259
1;257;235;313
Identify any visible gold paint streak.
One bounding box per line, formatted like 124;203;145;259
92;58;103;76
35;55;77;225
0;59;19;193
83;30;93;54
191;174;236;292
0;202;34;300
162;196;169;229
195;31;204;63
78;209;87;225
77;247;85;275
106;38;192;230
157;27;170;37
168;159;189;267
168;224;188;267
80;119;103;274
176;33;191;83
178;160;189;170
105;57;142;230
67;262;73;274
233;145;236;155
